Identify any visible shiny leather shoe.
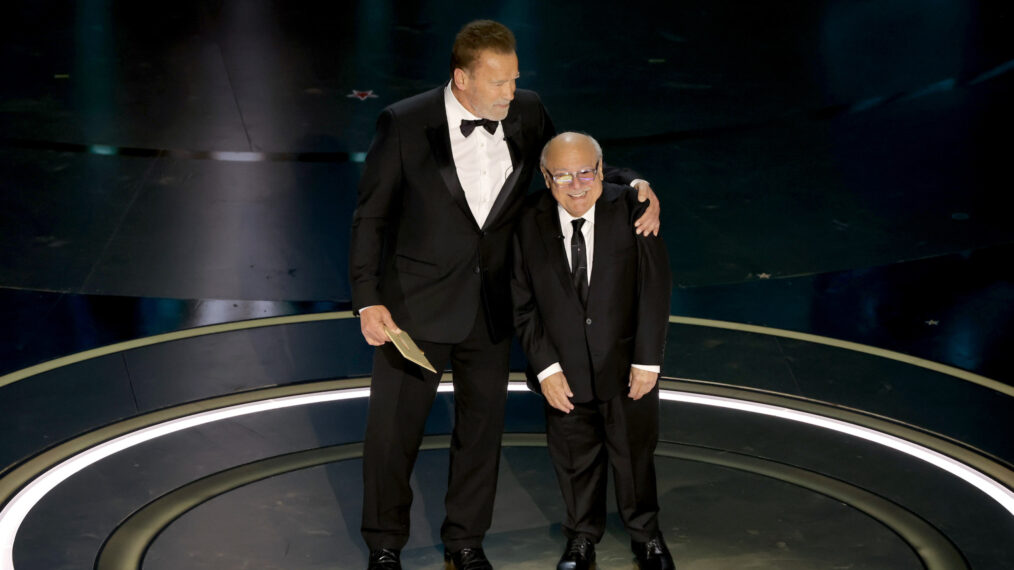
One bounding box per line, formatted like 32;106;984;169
444;546;493;570
631;535;675;570
367;548;402;570
557;536;596;570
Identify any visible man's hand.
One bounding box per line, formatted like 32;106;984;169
542;372;575;413
359;305;400;346
628;367;658;400
632;180;661;237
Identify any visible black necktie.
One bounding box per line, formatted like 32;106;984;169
570;218;589;306
460;118;498;137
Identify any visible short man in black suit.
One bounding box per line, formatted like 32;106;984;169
349;21;661;570
512;132;675;570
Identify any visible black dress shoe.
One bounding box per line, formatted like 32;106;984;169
367;548;402;570
557;536;596;570
631;535;675;570
444;546;493;570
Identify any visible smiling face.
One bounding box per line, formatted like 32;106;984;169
452;49;518;121
542;133;604;218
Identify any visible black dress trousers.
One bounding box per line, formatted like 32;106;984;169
544;386;661;543
361;303;512;551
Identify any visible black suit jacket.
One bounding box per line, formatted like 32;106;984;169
349;86;553;343
511;183;672;402
349;86;638;344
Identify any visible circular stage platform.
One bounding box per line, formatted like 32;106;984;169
2;316;1012;569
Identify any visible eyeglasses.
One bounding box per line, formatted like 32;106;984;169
546;161;599;185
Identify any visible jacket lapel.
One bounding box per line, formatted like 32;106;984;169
587;190;620;308
501;113;522;166
534;194;582;306
426;123;479;230
482;111;525;229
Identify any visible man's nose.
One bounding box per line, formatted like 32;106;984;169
503;79;516;100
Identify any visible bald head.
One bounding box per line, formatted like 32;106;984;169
540;132;604;217
540;132;602;170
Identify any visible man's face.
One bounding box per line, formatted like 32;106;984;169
454;49;518;121
543;137;603;218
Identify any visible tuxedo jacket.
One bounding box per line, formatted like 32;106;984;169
349;86;637;344
511;183;672;402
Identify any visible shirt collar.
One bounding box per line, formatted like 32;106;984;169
557;203;596;231
444;80;482;123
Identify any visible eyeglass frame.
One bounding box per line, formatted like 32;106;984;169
543;161;600;185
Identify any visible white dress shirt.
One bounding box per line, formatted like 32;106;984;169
444;82;513;228
536;203;660;382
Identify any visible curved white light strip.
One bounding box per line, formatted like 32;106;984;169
0;383;1011;570
0;388;369;570
659;391;1014;516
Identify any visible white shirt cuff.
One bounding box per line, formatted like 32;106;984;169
632;364;660;373
630;179;647;188
540;363;658;381
536;363;563;382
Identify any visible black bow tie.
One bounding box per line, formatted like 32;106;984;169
460;118;498;137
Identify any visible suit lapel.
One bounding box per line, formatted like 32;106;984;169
482;113;525;229
534;195;582;307
588;193;619;308
501;113;522;166
426;123;479;230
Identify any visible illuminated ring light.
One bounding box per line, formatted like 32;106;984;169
2;380;1013;570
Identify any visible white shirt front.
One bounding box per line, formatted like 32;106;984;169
444;82;513;228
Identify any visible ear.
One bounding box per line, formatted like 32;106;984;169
452;67;468;90
541;169;552;188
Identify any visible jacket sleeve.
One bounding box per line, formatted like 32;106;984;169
631;199;672;366
602;164;641;186
349;108;402;311
538;94;556;148
511;232;560;375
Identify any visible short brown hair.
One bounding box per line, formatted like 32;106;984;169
450;20;516;76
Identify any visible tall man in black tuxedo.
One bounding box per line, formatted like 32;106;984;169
512;133;675;570
349;20;661;570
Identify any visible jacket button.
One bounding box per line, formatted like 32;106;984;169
585;318;592;325
474;266;481;274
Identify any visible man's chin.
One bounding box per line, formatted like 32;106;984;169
487;106;510;121
561;198;592;217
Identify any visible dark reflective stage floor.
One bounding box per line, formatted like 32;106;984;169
2;2;1013;569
